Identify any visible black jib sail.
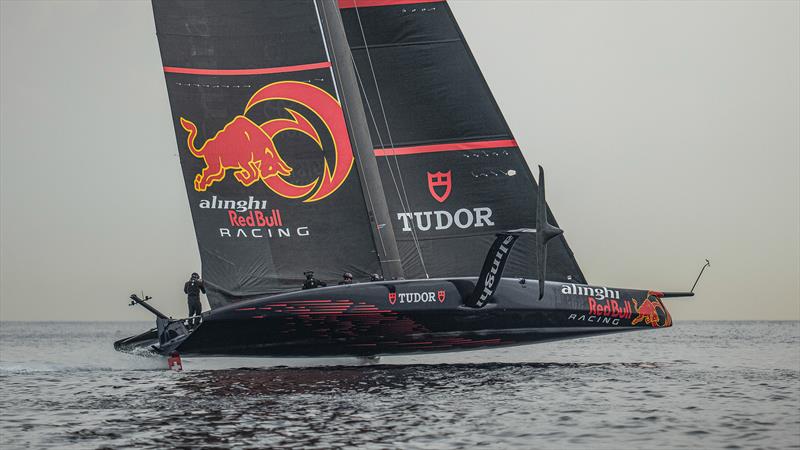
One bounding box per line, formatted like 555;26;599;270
152;0;403;306
339;0;586;283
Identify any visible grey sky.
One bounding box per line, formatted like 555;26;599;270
1;0;798;321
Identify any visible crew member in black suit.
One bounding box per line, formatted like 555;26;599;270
183;272;206;327
338;272;354;285
302;271;327;289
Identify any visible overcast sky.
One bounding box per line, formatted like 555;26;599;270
1;0;798;321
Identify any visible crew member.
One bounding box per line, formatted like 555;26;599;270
369;273;384;282
338;272;354;285
302;271;327;289
183;272;206;327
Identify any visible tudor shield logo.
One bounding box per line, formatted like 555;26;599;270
427;171;452;203
389;290;447;305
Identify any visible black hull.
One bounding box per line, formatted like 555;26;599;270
115;278;673;357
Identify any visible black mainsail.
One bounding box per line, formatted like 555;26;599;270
339;0;586;283
153;0;402;306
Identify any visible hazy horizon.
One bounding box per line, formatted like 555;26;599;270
1;0;798;321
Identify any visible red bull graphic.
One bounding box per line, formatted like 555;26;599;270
565;284;632;326
427;170;452;202
566;288;672;327
179;81;354;202
588;297;632;320
631;292;673;328
568;298;632;326
228;209;283;228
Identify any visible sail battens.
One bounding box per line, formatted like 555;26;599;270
339;0;442;9
349;38;461;51
373;139;518;157
163;62;333;76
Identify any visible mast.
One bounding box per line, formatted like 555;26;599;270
316;0;404;280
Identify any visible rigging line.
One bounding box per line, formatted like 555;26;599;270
312;1;339;100
318;0;388;259
350;57;427;272
353;1;429;278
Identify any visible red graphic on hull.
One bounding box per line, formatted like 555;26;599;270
588;297;632;319
631;292;673;328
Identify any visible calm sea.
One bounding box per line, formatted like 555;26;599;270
0;321;798;449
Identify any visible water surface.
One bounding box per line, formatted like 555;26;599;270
1;321;798;449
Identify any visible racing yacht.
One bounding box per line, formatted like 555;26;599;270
115;0;704;357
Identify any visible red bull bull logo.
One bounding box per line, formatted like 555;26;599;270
631;292;673;328
179;81;354;202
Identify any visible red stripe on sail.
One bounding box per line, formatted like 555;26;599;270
163;62;332;76
373;139;518;157
339;0;442;9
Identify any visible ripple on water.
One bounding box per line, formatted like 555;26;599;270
0;321;799;449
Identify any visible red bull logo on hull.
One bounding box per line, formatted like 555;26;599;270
179;81;354;202
566;288;673;328
631;292;672;328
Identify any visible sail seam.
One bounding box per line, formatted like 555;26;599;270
163;62;332;76
372;133;512;149
373;139;518;156
349;38;461;51
339;0;442;9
